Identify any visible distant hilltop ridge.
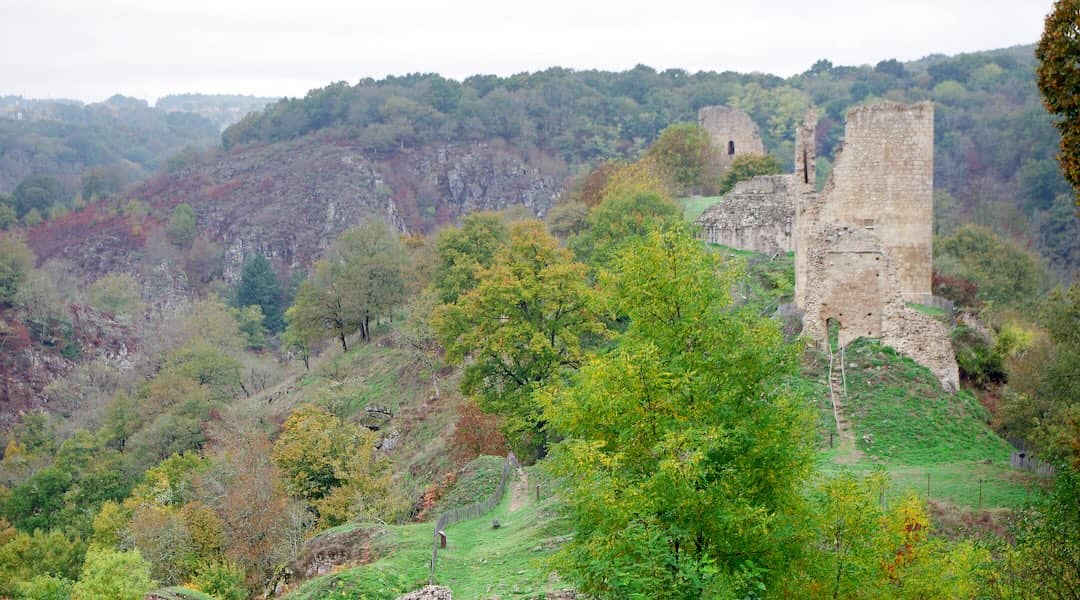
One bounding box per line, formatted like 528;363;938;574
0;93;278;130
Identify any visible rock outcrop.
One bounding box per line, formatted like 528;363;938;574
396;586;452;600
27;136;566;293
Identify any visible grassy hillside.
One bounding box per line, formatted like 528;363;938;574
814;338;1039;510
283;463;569;599
679;215;1044;511
247;321;467;482
680;195;723;222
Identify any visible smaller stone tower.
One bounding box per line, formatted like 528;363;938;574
697;106;766;171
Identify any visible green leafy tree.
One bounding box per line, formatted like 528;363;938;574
435;221;605;458
1001;283;1080;459
546;201;590;241
0;235;34;305
232;305;268;351
90;500;130;549
432;212;509;304
543;227;815;597
997;468;1080;600
935;225;1047;308
165;341;244;399
285;221;407;351
22;208;42;227
86;272;144;322
3;466;72;532
71;547;155;600
0;203;16;230
1037;0;1080;203
0;529;86;596
13;175;65;220
569;190;681;268
717;153;784;195
190;561;247;600
166;203;198;248
332;220;407;341
644;122;721;195
281;315;315;371
234;254;283;333
16;575;74;600
284;275;351;352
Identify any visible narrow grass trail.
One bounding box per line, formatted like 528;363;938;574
284;464;570;599
435;466;565;598
829;348;864;465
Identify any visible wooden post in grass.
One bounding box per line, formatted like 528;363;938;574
978;479;983;510
536;484;541;502
438;531;447;548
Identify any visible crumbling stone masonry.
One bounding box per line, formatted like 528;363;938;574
698;105;766;171
805;102;934;303
696;175;794;254
696;102;958;391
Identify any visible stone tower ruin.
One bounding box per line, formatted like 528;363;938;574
695;102;958;391
698;105;766;171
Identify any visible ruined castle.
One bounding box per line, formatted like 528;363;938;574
696;102;959;391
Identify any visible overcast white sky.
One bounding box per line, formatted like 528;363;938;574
0;0;1056;104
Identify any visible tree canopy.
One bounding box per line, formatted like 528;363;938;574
1037;0;1080;203
234;254;284;333
434;220;605;458
544;228;814;597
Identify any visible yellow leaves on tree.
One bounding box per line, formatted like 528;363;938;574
271;403;401;527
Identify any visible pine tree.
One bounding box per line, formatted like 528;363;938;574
234;254;284;333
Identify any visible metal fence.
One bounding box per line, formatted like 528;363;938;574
429;452;520;583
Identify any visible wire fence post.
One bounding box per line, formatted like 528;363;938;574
429;452;520;585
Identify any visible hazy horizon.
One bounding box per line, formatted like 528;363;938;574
0;0;1055;104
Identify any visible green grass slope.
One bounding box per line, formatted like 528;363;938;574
816;338;1042;509
679;195;723;222
284;464;569;600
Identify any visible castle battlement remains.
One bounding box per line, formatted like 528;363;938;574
695;102;958;391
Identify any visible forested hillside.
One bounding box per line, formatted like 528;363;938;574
155;95;278;131
0;94;275;232
222;44;1076;276
0;96;219;196
0;40;1077;600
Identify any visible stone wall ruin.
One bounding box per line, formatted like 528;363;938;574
696;175;794;254
695;102;958;390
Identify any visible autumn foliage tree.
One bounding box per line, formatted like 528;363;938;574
450;401;509;464
272;404;400;527
434;220;605;459
644;122;722;195
1037;0;1080;203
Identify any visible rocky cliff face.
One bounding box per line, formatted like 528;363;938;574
0;305;134;429
15;134;563;420
28;135;566;290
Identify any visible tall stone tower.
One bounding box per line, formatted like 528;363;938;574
697;106;766;171
818;102;934;302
